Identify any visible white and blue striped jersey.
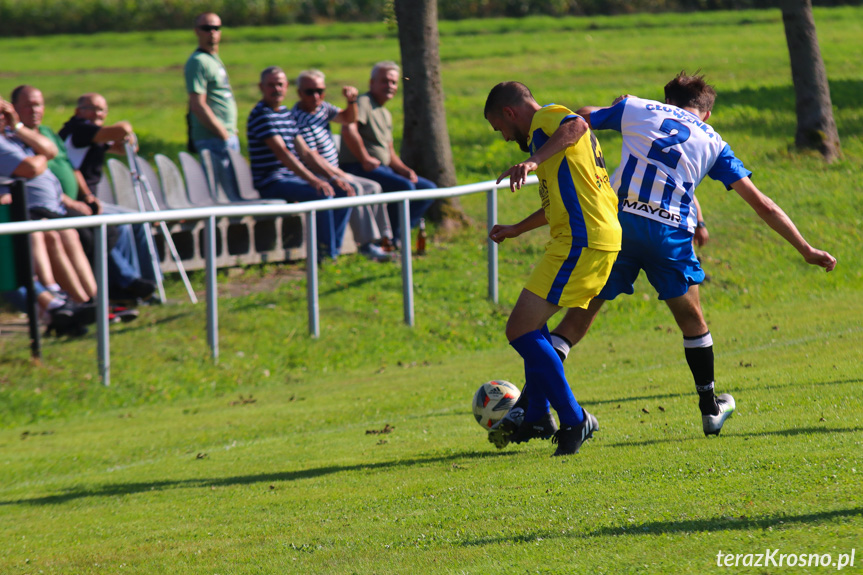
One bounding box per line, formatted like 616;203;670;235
292;101;340;167
590;97;751;233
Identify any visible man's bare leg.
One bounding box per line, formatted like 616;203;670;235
43;230;91;303
664;285;722;418
549;297;607;359
58;229;97;300
30;232;59;288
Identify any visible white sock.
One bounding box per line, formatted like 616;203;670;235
550;333;571;360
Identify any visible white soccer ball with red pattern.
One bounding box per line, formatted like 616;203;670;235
472;380;520;429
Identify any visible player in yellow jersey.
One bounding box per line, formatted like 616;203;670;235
483;81;621;456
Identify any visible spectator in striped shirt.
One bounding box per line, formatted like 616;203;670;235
292;69;393;262
247;66;352;261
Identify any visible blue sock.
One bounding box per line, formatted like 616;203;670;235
519;380;549;424
540;323;552;344
513;324;555;421
510;329;585;427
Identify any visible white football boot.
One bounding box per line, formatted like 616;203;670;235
702;393;735;436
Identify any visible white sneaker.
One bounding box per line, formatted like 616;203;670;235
360;243;393;262
702;393;735;436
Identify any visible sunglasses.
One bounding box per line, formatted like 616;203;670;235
303;88;325;96
198;25;221;32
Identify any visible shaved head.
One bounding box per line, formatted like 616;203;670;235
484;81;535;120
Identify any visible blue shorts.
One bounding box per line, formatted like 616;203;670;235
598;211;704;301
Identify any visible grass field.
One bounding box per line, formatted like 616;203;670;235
1;7;862;574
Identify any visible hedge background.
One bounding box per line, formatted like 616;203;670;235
0;0;860;36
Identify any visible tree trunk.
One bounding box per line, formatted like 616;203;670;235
780;0;840;162
394;0;468;231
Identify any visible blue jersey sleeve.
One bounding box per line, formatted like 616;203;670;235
560;114;580;126
588;98;627;132
708;144;752;189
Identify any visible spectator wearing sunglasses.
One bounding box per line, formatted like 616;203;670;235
184;12;240;200
247;67;352;262
292;69;394;262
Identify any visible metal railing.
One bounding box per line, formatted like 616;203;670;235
0;175;538;385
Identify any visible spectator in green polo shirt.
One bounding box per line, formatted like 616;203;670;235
185;11;240;201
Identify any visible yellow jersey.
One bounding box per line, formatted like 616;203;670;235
528;104;621;255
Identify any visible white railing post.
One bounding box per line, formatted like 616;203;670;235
205;215;218;362
306;211;320;338
0;176;539;377
399;199;414;326
487;187;499;303
95;223;110;386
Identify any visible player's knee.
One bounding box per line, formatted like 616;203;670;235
505;317;531;343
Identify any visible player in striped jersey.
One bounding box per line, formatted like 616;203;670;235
523;71;835;438
485;81;621;456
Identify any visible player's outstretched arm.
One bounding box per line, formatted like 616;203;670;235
577;95;633;129
489;209;547;244
496;117;588;193
692;195;709;247
731;177;837;271
575;106;601;127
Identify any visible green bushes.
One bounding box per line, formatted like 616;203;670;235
1;0;860;36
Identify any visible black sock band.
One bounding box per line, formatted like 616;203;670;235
684;332;718;416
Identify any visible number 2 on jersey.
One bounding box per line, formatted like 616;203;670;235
647;119;690;169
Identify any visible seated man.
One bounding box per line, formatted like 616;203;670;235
0;220;96;337
247;66;351;261
0;97;98;305
338;60;435;239
292;69;393;262
55;90;158;301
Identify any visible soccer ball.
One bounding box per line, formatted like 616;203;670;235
472;380;520;429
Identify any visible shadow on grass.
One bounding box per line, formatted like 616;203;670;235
588;391;687;406
715;79;863;138
752;378;863;392
719;79;863;112
588;378;861;409
107;311;194;335
459;506;863;546
724;426;863;439
0;448;515;508
607;425;863;449
318;265;418;297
